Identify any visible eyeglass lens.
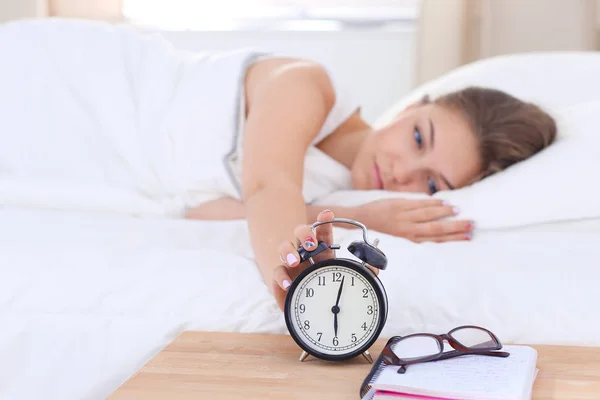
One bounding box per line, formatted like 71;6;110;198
392;335;441;361
450;326;498;349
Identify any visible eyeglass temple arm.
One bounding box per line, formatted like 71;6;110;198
384;348;509;367
393;350;510;374
436;349;510;362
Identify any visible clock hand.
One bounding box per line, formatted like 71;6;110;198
332;276;344;339
335;275;344;307
334;313;338;338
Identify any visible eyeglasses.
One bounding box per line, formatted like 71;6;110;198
381;325;510;373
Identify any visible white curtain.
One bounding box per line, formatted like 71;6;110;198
0;0;124;22
49;0;123;20
414;0;599;85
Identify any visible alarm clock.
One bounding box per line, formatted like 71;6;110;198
283;218;388;364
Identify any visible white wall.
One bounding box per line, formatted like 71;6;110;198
0;0;47;22
0;4;417;122
158;26;417;123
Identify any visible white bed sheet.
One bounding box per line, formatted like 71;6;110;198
1;206;600;399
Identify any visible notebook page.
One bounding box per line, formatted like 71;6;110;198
371;345;537;400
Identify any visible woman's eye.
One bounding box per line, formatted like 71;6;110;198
428;178;438;194
413;126;422;148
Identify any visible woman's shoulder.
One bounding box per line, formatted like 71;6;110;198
244;57;337;116
244;56;361;145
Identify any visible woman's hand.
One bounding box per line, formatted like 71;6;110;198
271;209;381;310
271;209;337;310
355;198;474;243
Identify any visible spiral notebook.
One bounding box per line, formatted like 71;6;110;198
360;344;538;400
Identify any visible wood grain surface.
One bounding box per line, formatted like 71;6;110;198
108;331;600;399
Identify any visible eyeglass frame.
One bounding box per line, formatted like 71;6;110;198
381;325;511;374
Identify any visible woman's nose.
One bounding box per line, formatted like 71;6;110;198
390;161;421;192
392;176;420;192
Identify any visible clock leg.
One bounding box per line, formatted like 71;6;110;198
299;351;309;362
361;350;373;364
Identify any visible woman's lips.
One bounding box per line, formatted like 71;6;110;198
372;161;384;190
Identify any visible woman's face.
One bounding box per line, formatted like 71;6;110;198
351;103;482;194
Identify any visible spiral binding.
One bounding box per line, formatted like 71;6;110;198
358;351;387;399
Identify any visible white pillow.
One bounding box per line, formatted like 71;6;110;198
315;55;600;230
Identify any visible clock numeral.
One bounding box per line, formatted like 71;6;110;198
333;337;339;346
332;272;342;282
305;288;314;297
317;332;322;341
351;333;357;342
351;276;355;286
303;320;310;330
362;288;369;298
318;276;326;286
299;304;306;313
367;305;374;315
362;322;367;331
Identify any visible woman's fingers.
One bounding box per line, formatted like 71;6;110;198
406;204;460;222
278;218;321;269
272;264;293;292
366;265;380;276
416;231;473;243
315;209;334;243
395;198;446;210
413;218;475;242
280;210;336;267
276;209;337;293
314;209;335;261
414;219;474;237
278;239;301;268
293;223;318;251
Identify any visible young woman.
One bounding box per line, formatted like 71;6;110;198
183;57;557;309
0;20;556;311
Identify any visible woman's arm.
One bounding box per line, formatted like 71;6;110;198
184;197;246;220
185;200;357;223
241;58;336;307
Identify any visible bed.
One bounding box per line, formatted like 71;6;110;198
2;20;600;400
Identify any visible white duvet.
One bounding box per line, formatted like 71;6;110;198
2;18;600;400
0;18;265;216
1;207;600;400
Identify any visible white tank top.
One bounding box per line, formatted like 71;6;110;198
223;58;358;205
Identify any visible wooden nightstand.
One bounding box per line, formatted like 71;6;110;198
108;331;600;399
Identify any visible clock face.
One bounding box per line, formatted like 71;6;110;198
285;260;385;359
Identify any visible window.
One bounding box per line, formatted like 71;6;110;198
122;0;421;30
